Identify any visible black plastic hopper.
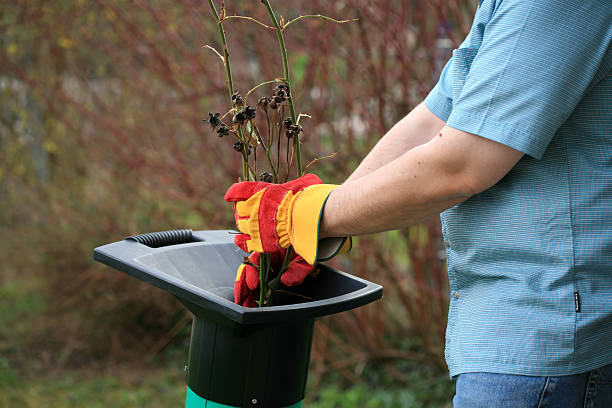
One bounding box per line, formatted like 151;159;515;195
93;229;382;408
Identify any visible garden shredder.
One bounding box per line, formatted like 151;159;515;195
93;229;382;408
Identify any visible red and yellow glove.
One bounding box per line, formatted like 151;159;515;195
234;250;315;307
224;173;351;265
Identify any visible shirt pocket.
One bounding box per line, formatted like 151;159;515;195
451;47;479;103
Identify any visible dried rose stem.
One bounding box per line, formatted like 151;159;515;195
207;0;270;308
207;0;252;180
261;0;303;176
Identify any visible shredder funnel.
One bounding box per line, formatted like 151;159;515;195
93;229;382;408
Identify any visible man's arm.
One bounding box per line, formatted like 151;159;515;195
320;126;524;237
345;102;446;183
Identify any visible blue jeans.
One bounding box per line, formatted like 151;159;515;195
453;363;612;408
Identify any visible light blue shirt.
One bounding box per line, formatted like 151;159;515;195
424;0;612;377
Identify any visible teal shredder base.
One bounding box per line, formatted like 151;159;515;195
185;387;303;408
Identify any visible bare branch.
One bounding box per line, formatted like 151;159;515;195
282;15;359;31
221;15;278;31
245;78;284;103
304;152;338;171
296;113;311;125
202;44;225;65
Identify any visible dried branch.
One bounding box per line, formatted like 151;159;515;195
221;15;277;31
202;44;225;64
244;78;283;104
282;14;358;31
304;152;338;172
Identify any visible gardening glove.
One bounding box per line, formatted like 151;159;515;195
234;250;315;307
234;252;262;308
225;173;351;265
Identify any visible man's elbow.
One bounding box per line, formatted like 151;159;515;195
447;170;481;201
455;164;511;198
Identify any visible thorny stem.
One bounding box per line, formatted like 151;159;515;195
207;0;252;181
261;0;303;176
207;1;234;103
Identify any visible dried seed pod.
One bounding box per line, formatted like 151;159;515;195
273;95;283;104
285;124;303;139
233;141;252;155
258;96;271;110
204;112;222;129
244;106;256;120
233;110;248;125
269;99;278;110
232;91;244;106
233;106;256;124
216;123;229;137
274;83;290;97
259;171;273;183
233;141;244;152
283;117;293;129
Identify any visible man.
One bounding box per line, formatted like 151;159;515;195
226;0;612;405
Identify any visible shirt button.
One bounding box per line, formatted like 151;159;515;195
445;240;451;248
454;291;460;300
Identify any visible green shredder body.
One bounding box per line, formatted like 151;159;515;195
93;229;382;407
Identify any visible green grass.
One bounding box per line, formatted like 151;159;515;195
310;385;452;408
0;369;186;408
308;368;454;408
0;365;453;408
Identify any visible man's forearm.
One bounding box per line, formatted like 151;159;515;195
321;126;524;237
345;102;446;183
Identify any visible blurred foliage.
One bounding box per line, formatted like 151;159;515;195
0;0;475;402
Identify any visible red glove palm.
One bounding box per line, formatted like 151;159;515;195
234;249;315;307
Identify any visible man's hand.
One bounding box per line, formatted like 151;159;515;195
224;174;322;253
225;173;350;265
234;250;315;307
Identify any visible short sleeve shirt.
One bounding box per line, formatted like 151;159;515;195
424;0;612;377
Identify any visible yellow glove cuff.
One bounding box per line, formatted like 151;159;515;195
275;191;296;249
289;184;351;265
